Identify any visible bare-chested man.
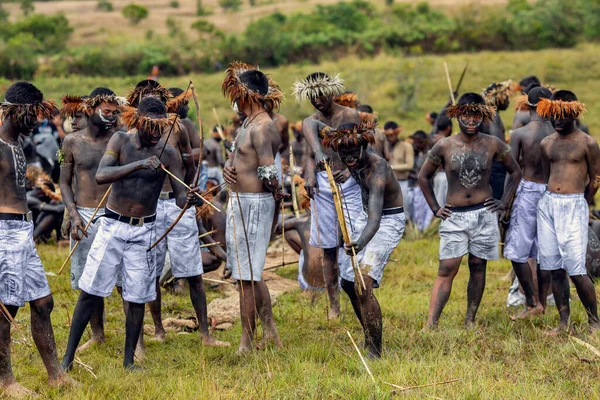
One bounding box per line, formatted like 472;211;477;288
205;125;227;185
59;88;124;351
324;122;405;358
290;122;306;173
168;87;202;162
512;75;541;130
222;62;283;353
292;72;361;319
418;93;521;328
267;90;289;183
357;104;390;161
61;97;202;370
536;90;600;333
503;87;554;319
0;82;73;397
385;121;413;215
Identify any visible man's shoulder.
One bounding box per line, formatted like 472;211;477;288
540;133;555;147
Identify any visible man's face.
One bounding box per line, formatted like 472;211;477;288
71;112;88;132
552;116;576;135
310;94;333;113
138;113;164;147
338;145;364;169
91;103;120;130
385;129;398;145
458;112;483;136
413;138;428;152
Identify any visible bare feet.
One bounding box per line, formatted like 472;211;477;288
201;334;231;347
134;343;146;362
238;334;253;354
257;332;282;350
1;382;37;398
76;336;106;353
544;325;572;336
48;374;79;389
328;301;341;320
511;305;544;321
149;331;166;342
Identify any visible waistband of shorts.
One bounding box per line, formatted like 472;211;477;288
448;202;486;212
159;191;176;200
382;206;404;216
230;192;274;200
101;207;156;226
0;211;32;222
76;206;99;212
544;190;584;199
520;179;547;190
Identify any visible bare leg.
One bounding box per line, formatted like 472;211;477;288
355;276;382;358
238;280;257;353
62;292;102;371
549;269;571;332
124;302;145;369
148;278;166;341
256;280;281;349
118;287;145;362
426;256;462;328
77;298;106;352
0;305;37;397
187;275;229;347
511;261;543;319
464;254;487;327
323;247;340;319
537;268;552;310
283;229;302;254
341;278;363;327
570;275;600;330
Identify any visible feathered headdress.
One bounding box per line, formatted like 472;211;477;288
166;90;193;114
334;92;359;109
121;106;181;134
322;121;376;151
537;98;587;120
60;95;85;118
62;94;127;118
0;100;58;127
126;83;172;108
222;61;280;109
359;111;378;123
292;73;345;103
513;95;534;112
445;103;496;122
483;80;516;108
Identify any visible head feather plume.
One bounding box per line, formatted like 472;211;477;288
292;73;344;103
264;77;284;111
483;80;516;108
81;94;127;116
322;121;376;151
445;103;496;122
166;90;192;114
334;92;359;109
358;111;378;123
0;100;58;126
60;95;85;118
126;84;172;108
537;98;587;120
222;61;270;107
120;106;181;134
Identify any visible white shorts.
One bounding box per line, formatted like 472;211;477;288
537;191;588;276
341;209;405;288
439;204;500;260
275;151;283;184
226;192;275;282
503;179;547;262
155;198;203;279
70;207;105;290
79;214;158;304
309;171;363;249
0;220;51;307
433;172;448;208
409;186;434;231
206;166;224;185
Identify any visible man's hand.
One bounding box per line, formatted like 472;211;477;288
223;164;237;185
485;197;507;215
305;176;318;199
333;169;349;184
274;188;290;202
315;150;329;167
139;156;160;170
435;205;453;220
344;241;363;256
61;219;71;240
222;266;232;280
70;215;87;241
187;186;204;206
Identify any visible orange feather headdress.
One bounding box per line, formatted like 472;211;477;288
127;83;172;108
121;106;181;134
537;98;587;120
322;121;376;151
222;61;282;110
0;99;58;127
334;92;359;109
445;103;496;122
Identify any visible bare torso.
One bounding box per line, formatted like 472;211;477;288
512;110;531;130
371;128;387;159
354;151;403;209
161;122;192;192
0;135;28;213
510;118;555;183
311;106;360;171
205;138;223;167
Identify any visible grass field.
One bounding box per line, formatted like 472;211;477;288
4;44;600;398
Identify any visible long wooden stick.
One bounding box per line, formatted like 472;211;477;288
383;378;459;392
159;165;220;212
281;199;285;267
444;62;456;106
263;260;301;271
571;336;600;359
199;242;221;249
455;63;469;94
0;301;29;345
58;185;112;275
346;330;377;386
289;146;300;218
198;229;217;239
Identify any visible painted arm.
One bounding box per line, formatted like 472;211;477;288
58;136;87;240
509;131;522;168
418;142;448;218
177;124;196;186
95;134;159;184
302;118;329;163
492;141;522;219
354;169;385;253
585;138;600;204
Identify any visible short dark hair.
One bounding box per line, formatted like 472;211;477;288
457;92;486;107
411;130;428;140
135;79;160;90
169;87;184;97
5;81;43;104
436;115;452;131
519;75;541;90
306;72;329;81
239;70;269;95
429;112;438;120
138;97;166;115
551;90;578;102
89;87;115;97
528;87;552;105
383;121;398;130
356;104;373;113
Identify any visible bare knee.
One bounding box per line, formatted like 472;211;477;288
30;295;54;316
468;255;487;272
437;261;460;279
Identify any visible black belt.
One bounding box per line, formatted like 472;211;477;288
101;208;156;226
0;212;32;222
382;206;404;216
448;202;486;212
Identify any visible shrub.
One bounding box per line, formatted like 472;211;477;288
20;0;34;16
0;33;40;79
10;14;73;53
169;0;180;8
121;3;149;25
97;0;113;12
219;0;241;12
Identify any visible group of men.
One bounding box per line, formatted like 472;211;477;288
1;63;599;397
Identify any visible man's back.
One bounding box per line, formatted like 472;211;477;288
510;120;554;183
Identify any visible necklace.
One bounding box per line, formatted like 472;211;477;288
243;111;268;129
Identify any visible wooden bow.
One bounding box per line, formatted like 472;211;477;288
150;81;204;250
289;145;300;218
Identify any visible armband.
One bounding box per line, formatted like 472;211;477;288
104;150;118;159
594;175;600;189
496;145;511;161
56;149;65;166
319;126;332;139
230;140;236;153
427;151;442;167
257;165;279;181
181;152;191;161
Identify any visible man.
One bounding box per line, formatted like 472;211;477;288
512;75;541;130
385;121;412;213
418;93;521;328
537;90;600;333
59;88;124;351
61;97;201;370
266;84;289;183
290;121;306;174
408;131;433;231
204;125;227;185
292;72;361;319
0;82;73;396
324;122;405;358
503;87;554;319
222;62;283;353
168;87;202;162
357;104;390;161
